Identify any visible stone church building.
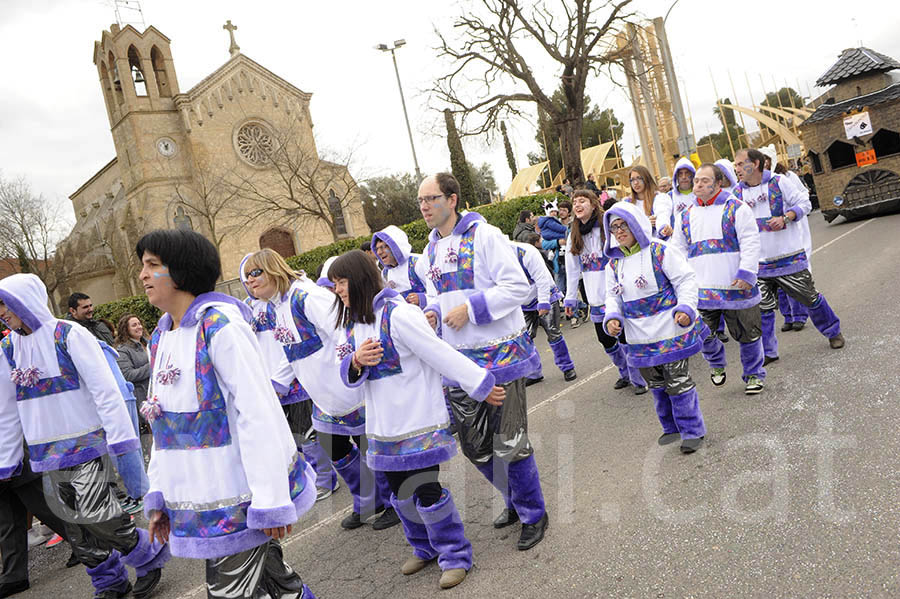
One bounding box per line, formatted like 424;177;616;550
54;23;368;305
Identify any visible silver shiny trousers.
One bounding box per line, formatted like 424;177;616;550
206;539;307;599
447;378;532;465
758;268;819;311
699;305;762;343
44;457;139;568
523;303;564;343
638;359;695;396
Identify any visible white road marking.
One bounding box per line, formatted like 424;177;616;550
811;219;873;255
527;364;616;415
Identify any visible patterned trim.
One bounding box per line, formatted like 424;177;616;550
367;301;403;380
283;289;324;361
622;285;678;319
458;331;534;370
250;304;277;333
626;325;703;366
312;403;366;431
589;305;606;323
579;252;608;272
30;428;106;464
735;177;784;232
699;287;760;304
3;322;81;401
368;428;456;457
276;378;309;406
407;255;426;294
759;251;808;276
427;223;478;293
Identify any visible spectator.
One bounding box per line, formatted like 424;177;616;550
359;241;379;267
658;176;673;194
115;313;151;435
561;178;574;197
513;210;538;242
585;174;600;193
65;292;114;345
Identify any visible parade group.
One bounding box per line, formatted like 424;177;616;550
0;142;845;598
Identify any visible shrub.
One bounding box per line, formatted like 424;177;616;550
93;294;162;335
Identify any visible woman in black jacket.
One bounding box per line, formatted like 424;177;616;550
115;313;151;432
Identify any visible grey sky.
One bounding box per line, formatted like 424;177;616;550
1;0;898;226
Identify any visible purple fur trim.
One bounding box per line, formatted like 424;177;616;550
428;211;484;243
412;292;427;308
549;337;574;373
293;464;318;517
367;444;457;472
143;491;165;517
673;304;696;323
180;292;253;327
85;549;129;592
311;418;366;436
0;460;23;479
424;303;442;321
602;311;624;329
738;339;766;382
536;302;552;312
247;504;297;529
787;203;807;220
272;380;289;395
668;388;706;440
122;527;170;577
603;205;651;258
30;445;106;472
563;298;578;309
373;287;400;309
470;370;496;402
700;332;727;369
735;269;758;286
808;294;841;338
0;289;43;332
316;277;334;288
339;354;368;388
626;342;701;368
168;526;269;560
444;349;541;387
507;455;547;525
698;296;761;310
108;438;140;456
758;260;808;278
468;291;493;325
372;232;405;267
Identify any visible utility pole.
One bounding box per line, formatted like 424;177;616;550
375;40;422;182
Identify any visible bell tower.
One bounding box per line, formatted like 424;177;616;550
92;24;190;201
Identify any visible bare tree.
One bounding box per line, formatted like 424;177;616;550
433;0;637;185
229;113;363;242
0;174;66;301
169;161;244;253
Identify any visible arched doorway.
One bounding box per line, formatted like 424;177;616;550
259;228;296;258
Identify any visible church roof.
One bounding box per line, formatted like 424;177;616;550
816;47;900;87
803;81;900;125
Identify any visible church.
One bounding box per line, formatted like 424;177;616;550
53;22;369;306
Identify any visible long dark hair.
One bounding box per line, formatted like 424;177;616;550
569;189;604;256
328;250;383;329
116;313;148;347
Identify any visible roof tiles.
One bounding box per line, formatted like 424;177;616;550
816;47;900;86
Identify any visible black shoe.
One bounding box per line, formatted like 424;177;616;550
763;355;779;366
0;580;29;599
716;331;729;343
781;322;793;332
95;580;132;599
792;321;806;331
371;506;401;530
341;511;365;530
613;377;630;390
133;568;160;599
563;369;577;382
517;513;549;551
658;432;681;446
633;385;648;395
492;508;519;529
680;437;705;454
524;376;544;387
829;333;845;349
66;552;81;568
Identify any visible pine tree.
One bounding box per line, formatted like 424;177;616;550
501;121;517;179
443;109;477;207
16;245;31;273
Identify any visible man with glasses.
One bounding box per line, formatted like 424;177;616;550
671;164;767;395
732;149;844;354
415;173;549;551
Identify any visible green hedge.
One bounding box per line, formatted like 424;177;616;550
96;193;563;331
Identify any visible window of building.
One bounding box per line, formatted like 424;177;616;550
127;45;147;96
259;228;296;257
234;121;274;166
872;128;900;159
807;151;824;174
150;46;171;98
825;140;856;171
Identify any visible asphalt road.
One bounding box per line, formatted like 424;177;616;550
15;210;900;598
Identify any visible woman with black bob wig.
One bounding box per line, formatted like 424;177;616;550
329;250;505;590
135;229;318;599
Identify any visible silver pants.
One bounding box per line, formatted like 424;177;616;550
699;305;762;343
638;359;695;396
206;539;306;599
447;378;532;465
44;457;139;569
523;303;563;343
758;268;819;311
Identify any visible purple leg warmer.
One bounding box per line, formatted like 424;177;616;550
628;361;647;387
738;339;766;382
301;440;338;491
808;294;841;339
392;494;437;562
418;490;473;571
790;295;809;323
605;343;631;380
777;288;794;323
549;338;574;373
717;314;727;333
375;471;393;509
474;459;512;509
332;446;381;515
121;527;170;578
760;310;779;358
301;584;316;599
506;455;547;525
527;359;544;381
700;330;727;369
669;388;706;440
651;388;678;434
85;550;130;593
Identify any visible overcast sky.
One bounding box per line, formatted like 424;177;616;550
2;0;898;226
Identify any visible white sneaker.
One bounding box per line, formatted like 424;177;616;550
27;527;53;548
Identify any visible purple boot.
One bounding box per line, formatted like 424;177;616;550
392;494;438;565
808;294;841;339
418;490;473;571
549;337;574;373
85;550;130;595
760;310;779;359
605;342;630;380
738;339;766;382
700;330;727;369
301;440;338;494
332;446;382;525
669;387;706;440
507;455;547;526
651;388;678;434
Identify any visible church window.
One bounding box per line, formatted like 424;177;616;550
825;140;856;171
259;228;297;257
150;46;171;98
109;51;124;105
235;121;274;166
127;45;147;96
328;189;348;237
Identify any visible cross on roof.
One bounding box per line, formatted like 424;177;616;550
223;20;240;57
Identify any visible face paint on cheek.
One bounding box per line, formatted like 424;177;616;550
153;271;175;287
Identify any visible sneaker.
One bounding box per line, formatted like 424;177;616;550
371;506;401;530
658;432;681;446
613;377;630;390
763;355;779;366
710;368;726;387
563;369;577;382
341;511;365;530
120;497;143;515
632;385;648;396
524;376;544;387
570;316;582;329
680;436;705;454
132;567;161;599
316;479;339;502
45;533;64;548
792;321;806;331
27;527;52;548
829;333;845;349
744;376;763;395
780;322;793;332
716;331;730;343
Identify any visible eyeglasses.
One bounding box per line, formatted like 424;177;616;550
417;193;446;205
629;177;644;184
246;268;264;278
609;222;630;233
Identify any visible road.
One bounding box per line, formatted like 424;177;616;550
17;211;900;598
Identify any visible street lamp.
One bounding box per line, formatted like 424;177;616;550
375;39;422;183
